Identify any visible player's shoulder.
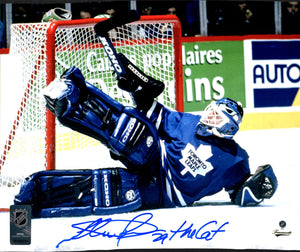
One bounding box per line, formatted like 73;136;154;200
176;111;201;129
163;107;200;122
176;110;201;121
236;142;249;158
203;136;248;158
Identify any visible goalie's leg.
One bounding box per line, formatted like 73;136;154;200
116;53;165;110
44;66;123;151
14;168;143;217
43;66;161;173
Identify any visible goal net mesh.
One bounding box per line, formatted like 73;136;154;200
0;16;181;208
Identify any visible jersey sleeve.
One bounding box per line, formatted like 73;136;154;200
223;151;251;192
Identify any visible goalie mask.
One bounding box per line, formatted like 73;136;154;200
196;98;243;139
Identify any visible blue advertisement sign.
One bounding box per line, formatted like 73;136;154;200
244;40;300;109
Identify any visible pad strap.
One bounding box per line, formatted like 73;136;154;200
238;186;263;206
93;168;142;215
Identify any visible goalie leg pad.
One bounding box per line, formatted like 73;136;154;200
109;107;160;171
14;170;94;218
14;168;142;218
93;168;142;215
54;88;160;171
44;67;161;172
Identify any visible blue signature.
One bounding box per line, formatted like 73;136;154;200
56;212;229;248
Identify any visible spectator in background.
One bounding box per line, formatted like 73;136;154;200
94;7;116;18
105;8;116;16
225;1;257;35
207;5;226;35
167;6;177;15
282;1;300;34
141;5;153;15
95;8;117;40
138;5;156;38
13;6;28;23
0;20;5;48
80;10;92;19
159;5;177;38
186;0;200;36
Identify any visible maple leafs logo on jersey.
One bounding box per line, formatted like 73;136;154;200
180;143;213;177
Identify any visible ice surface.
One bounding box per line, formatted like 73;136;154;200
1;128;299;251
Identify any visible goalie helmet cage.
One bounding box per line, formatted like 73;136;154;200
0;15;183;210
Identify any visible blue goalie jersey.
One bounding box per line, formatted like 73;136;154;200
145;101;250;207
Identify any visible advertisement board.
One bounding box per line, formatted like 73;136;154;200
182;40;245;112
182;37;300;129
244;39;300;109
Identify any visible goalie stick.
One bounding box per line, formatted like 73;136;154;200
94;10;140;80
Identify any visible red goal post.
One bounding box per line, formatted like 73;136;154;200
0;15;183;209
45;15;183;171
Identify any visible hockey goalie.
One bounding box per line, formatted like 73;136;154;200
14;9;278;217
13;52;278;217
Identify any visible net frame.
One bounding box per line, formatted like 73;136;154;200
0;15;183;210
46;15;183;171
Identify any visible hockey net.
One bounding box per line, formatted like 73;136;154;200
0;15;182;209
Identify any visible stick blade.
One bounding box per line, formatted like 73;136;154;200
94;10;140;37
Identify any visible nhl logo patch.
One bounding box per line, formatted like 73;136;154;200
13;208;28;227
10;205;32;245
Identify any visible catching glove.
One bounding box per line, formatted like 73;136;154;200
231;164;278;206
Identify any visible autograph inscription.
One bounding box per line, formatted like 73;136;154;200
56;212;229;248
